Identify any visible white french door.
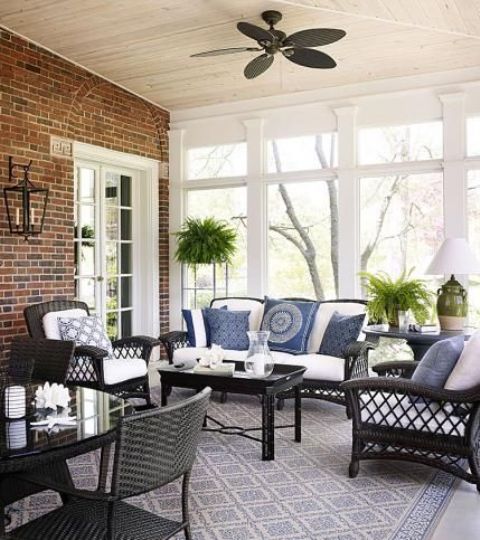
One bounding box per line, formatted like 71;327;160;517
74;162;138;339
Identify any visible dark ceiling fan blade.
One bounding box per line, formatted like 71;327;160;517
191;47;260;57
237;21;273;43
244;53;274;79
282;47;336;68
284;28;346;48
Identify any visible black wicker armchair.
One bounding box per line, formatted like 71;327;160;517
24;300;160;404
160;297;374;418
342;360;480;490
9;388;211;540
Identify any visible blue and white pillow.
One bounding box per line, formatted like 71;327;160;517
182;309;209;347
261;298;319;354
57;315;113;356
182;306;227;347
319;311;365;358
204;308;250;351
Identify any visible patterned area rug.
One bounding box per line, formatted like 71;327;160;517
8;389;456;539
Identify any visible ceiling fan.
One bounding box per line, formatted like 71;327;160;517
191;10;346;79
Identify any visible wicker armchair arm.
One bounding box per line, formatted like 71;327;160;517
341;376;480;402
344;341;375;380
74;345;109;360
159;331;189;363
112;335;160;349
16;472;116;502
373;360;418;378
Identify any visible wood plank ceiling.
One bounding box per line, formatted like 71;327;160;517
1;0;479;110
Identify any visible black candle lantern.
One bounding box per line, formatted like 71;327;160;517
3;157;49;240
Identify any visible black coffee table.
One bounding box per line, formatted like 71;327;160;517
158;361;306;461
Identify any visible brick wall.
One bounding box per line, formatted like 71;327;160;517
0;29;170;359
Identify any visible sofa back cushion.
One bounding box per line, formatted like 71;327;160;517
261;297;319;354
42;308;88;340
308;302;366;353
444;330;480;390
211;297;264;331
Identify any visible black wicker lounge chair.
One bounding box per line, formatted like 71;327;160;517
342;360;480;490
24;300;160;404
9;388;211;539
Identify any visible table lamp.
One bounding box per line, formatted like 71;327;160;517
426;238;480;330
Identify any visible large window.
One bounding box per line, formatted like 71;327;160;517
468;170;480;325
358;121;443;165
266;133;337;173
184;187;247;307
187;143;247;180
467;117;480;157
268;181;337;300
360;172;443;278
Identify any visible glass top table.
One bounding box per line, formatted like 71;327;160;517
0;382;133;472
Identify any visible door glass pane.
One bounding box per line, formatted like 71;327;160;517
106;242;118;276
467;117;480;157
78;242;95;276
106;312;118;340
78;168;95;202
75;278;96;310
121;210;132;240
121;277;132;308
268;181;337;300
121;244;132;274
79;206;95;238
106;278;118;310
121;311;132;337
105;173;119;205
121;176;132;207
106;207;118;241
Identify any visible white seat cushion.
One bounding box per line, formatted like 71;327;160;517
103;358;147;385
173;347;345;381
211;298;264;331
42;309;88;340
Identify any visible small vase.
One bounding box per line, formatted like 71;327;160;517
244;331;274;379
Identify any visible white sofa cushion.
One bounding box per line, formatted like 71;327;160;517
103;358;147;385
42;309;88;339
308;302;366;353
445;329;480;391
173;347;345;382
211;298;264;331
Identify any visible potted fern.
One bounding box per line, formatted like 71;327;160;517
360;270;433;326
174;217;237;306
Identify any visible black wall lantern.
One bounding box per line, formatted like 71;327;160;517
3;157;49;240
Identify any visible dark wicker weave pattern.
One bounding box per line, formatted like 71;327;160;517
24;301;160;403
10;336;75;384
10;388;211;540
342;363;480;489
160;297;373;418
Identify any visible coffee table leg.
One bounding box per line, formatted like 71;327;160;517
294;385;301;443
160;383;169;407
262;395;275;461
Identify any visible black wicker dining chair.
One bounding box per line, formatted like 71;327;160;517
24;300;160;404
10;336;75;384
9;387;212;540
342;360;480;491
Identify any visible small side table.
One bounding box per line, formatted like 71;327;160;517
363;324;473;362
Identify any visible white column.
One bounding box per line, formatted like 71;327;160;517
243;118;266;298
168;128;185;330
334;106;358;297
439;92;467;238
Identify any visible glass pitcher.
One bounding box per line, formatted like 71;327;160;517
244;331;274;378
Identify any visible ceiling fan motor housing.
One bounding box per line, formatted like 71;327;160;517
261;10;283;27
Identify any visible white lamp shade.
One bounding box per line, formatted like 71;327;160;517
426;238;480;275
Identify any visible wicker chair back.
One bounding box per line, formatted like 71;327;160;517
111;387;211;499
24;300;90;339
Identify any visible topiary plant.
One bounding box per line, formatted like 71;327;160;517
360;269;433;326
174;217;237;265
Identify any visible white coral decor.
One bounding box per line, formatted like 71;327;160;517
198;344;226;369
35;382;70;410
